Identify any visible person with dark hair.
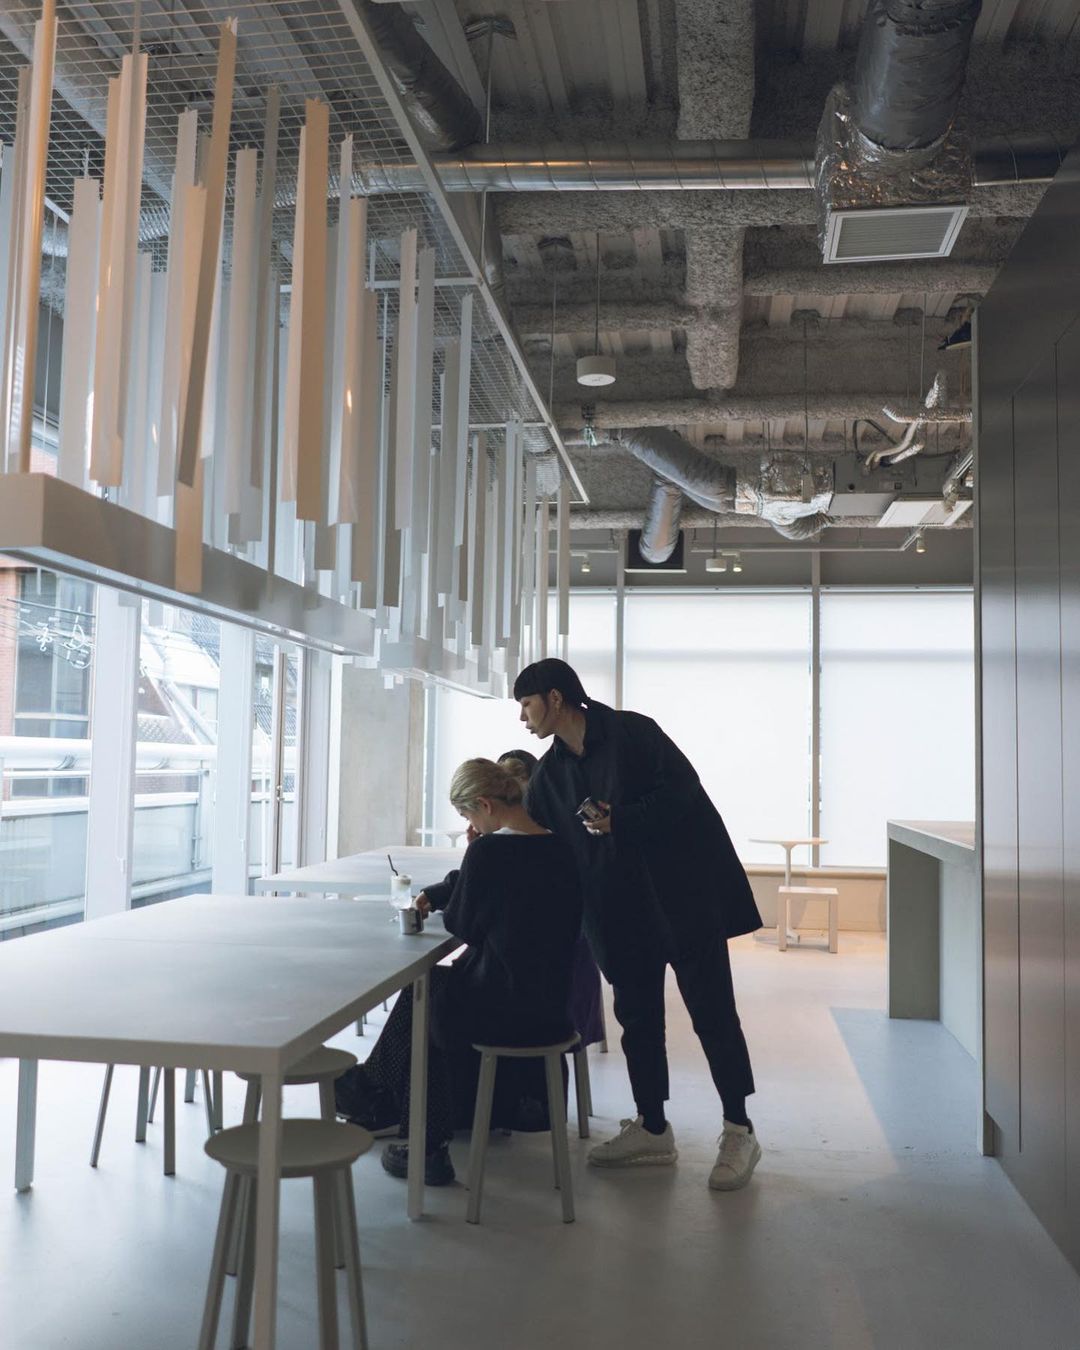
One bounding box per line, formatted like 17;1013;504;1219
513;657;763;1190
497;747;539;781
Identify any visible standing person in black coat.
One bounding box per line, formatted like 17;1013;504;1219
514;657;763;1190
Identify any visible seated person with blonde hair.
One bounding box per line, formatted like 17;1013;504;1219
335;757;582;1184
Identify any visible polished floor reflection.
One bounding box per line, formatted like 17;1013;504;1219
2;933;1079;1350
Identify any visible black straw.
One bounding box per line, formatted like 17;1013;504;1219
387;853;398;875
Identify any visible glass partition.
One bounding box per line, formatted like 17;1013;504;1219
819;591;975;867
0;563;96;938
623;592;813;865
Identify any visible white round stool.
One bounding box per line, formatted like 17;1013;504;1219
466;1033;583;1225
198;1119;372;1350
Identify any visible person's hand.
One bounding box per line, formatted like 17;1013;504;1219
416;891;432;918
585;802;612;835
466;824;480;844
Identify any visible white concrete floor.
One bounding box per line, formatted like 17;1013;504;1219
3;931;1080;1350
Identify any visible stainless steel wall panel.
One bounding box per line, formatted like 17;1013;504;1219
1056;317;1080;1262
1012;356;1067;1246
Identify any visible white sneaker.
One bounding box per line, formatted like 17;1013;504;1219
587;1116;677;1168
708;1120;762;1190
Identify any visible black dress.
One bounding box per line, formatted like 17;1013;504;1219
338;830;583;1145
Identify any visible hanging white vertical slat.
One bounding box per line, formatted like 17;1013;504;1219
496;425;515;647
293;98;329;524
313;204;338;569
332;183;367;524
521;454;537;665
177;21;237;489
351;291;380;605
557;480;571;657
394;228;417;530
113;51;147;476
223;147;258;517
249;86;279;502
121;252;153;516
470;432;487;647
453;294;472;547
424;419;442;649
0;139;17;409
412;247;435;546
144;271;168;522
537;499;550;658
157;108;198;497
327;136;351;523
436;340;460;597
7;1;55;473
507;424;524;671
89;51;147;487
280;126;305;506
382;318;402;609
173;185;208;592
56;177;100;487
481;465;499;680
456;434;476;664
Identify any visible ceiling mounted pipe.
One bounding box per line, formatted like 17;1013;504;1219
355;135;1064;194
639;478;684;564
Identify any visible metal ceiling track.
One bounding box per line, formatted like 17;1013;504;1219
336;0;588;506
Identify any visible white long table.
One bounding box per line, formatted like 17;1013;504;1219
0;893;460;1350
253;844;465;897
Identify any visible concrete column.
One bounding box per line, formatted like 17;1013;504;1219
334;664;425;854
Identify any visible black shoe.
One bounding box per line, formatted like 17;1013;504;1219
380;1141;456;1186
334;1076;399;1137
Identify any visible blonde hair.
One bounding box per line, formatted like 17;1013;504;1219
498;756;531;790
449;758;523;812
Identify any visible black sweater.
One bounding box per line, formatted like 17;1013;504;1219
432;831;583;1046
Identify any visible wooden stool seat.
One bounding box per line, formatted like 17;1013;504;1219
199;1120;372;1350
235;1045;357;1087
466;1034;582;1225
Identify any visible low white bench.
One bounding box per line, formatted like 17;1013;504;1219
777;884;840;953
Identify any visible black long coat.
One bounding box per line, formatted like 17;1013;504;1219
524;700;762;977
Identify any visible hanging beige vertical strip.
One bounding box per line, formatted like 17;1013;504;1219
470;432;488;646
294;98;328;522
0;72;29;472
537;499;550;658
481;472;498;679
0;136;19;409
424;422;443;649
175;455;205;593
249;85;279;497
557;480;570;639
508;423;524;668
157;108;198;496
57;177;100;487
339;194;369;521
456;429;472;608
224;147;258;516
394;228;417;529
328;136;351;524
113;51;148;473
88;65;126;486
176;20;236;488
10;0;55;472
172;185;208;591
494;426;511;646
351;290;379;603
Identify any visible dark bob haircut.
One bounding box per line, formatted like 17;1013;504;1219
512;659;590;709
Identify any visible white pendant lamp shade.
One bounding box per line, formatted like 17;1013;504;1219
576;353;617;387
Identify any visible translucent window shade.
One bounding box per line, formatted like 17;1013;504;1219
623;593;812;864
819;591;974;867
547;592;618;707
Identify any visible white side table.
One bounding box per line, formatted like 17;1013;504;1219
749;837;829;948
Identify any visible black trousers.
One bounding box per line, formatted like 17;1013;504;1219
603;927;755;1119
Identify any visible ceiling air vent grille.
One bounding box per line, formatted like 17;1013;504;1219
823;205;969;264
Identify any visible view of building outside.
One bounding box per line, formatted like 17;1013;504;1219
0;566;301;939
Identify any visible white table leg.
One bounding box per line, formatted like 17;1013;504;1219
15;1058;38;1192
407;972;429;1221
252;1071;284;1350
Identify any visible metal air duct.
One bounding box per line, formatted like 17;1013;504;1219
640;479;684;564
354;136;1064;194
360;1;483;152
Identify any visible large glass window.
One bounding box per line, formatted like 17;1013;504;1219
818;591;975;867
131;606;221;903
623;592;813;865
547;592;618;707
0;563;95;937
250;643;300;879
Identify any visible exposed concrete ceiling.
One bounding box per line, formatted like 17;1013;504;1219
455;0;1080;539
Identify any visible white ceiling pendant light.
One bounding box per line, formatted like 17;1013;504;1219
577;232;616;388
